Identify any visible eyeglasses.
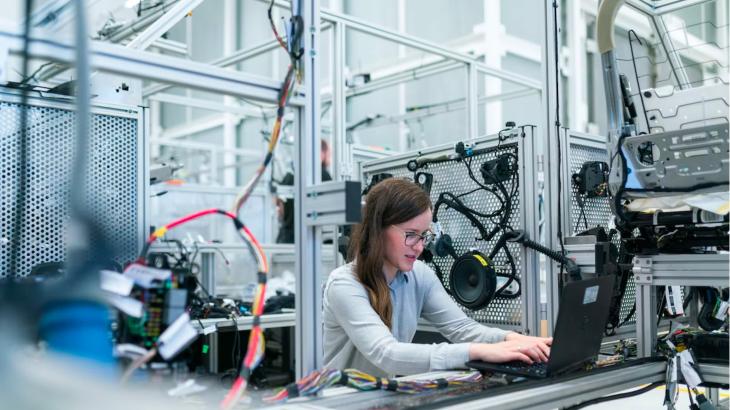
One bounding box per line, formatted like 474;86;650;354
391;225;436;247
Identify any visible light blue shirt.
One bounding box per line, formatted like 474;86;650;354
323;260;510;377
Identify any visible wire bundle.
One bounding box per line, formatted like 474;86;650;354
220;3;305;408
263;369;483;403
229;0;304;218
123;209;268;395
430;143;523;299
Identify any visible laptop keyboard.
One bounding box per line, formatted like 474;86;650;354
499;360;548;376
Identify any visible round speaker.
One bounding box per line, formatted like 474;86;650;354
449;251;497;310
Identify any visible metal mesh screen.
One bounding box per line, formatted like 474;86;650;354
567;141;636;327
1;100;140;277
364;142;523;327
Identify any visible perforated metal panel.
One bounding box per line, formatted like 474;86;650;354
565;134;636;327
1;94;142;277
363;141;525;328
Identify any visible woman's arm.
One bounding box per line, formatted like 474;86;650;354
420;273;511;344
325;276;471;375
420;269;552;362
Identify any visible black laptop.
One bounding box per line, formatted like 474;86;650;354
466;275;615;378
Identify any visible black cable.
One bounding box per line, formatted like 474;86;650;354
431;261;451;296
437;192;503;219
627;30;652;134
433;195;492;241
552;0;566;286
468;156;514;232
565;382;663;409
232;315;242;375
9;0;34;278
657;287;667;327
618;302;636;327
626;181;728;194
490;243;520;298
575;194;589;232
688;386;696;408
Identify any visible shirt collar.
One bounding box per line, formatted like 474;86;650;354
388;270;409;290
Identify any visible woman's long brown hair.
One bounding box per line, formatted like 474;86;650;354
348;178;432;329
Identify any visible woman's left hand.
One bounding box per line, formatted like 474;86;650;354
504;332;552;362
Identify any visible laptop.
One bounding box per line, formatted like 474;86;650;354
466;275;615;378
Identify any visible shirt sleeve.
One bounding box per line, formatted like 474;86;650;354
420;268;511;344
325;275;471;375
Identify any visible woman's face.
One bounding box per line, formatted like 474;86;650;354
382;209;433;274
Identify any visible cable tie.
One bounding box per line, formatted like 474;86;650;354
386;379;398;391
252;316;261;327
240;367;251;380
338;372;349;385
285;382;300;398
257;272;267;284
375;379;382;389
436;378;449;389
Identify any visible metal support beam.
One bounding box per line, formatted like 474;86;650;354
332;20;348;180
35;0;179;82
0;26;299;105
352;88;539;131
126;0;204;50
142;23;333;98
543;0;563;336
149;38;188;55
466;62;478;140
295;0;323;379
148;93;267;116
442;361;668;410
261;0;542;90
633;254;730;357
320;9;541;90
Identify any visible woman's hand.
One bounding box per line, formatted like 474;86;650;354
504;332;552;363
469;333;552;364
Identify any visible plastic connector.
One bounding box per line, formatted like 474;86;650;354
696;394;717;410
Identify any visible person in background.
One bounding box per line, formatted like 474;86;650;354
323;178;552;377
275;139;332;243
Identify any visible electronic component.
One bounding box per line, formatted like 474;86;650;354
479;154;513;186
428;232;455;258
150;162;183;185
414;172;433;195
449;251;497;310
572;161;609;197
362;173;392;195
406;153;459;172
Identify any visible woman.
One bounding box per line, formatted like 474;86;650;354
323;178;551;377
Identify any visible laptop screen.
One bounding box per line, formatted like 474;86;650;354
547;275;616;375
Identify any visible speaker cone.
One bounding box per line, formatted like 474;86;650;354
449;251;497;310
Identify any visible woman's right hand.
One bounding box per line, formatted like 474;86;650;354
468;339;548;364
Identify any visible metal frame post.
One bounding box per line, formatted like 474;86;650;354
332;20;347;180
633;254;730;357
542;0;562;335
295;0;323;379
521;128;542;336
466;62;478;141
634;264;657;358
